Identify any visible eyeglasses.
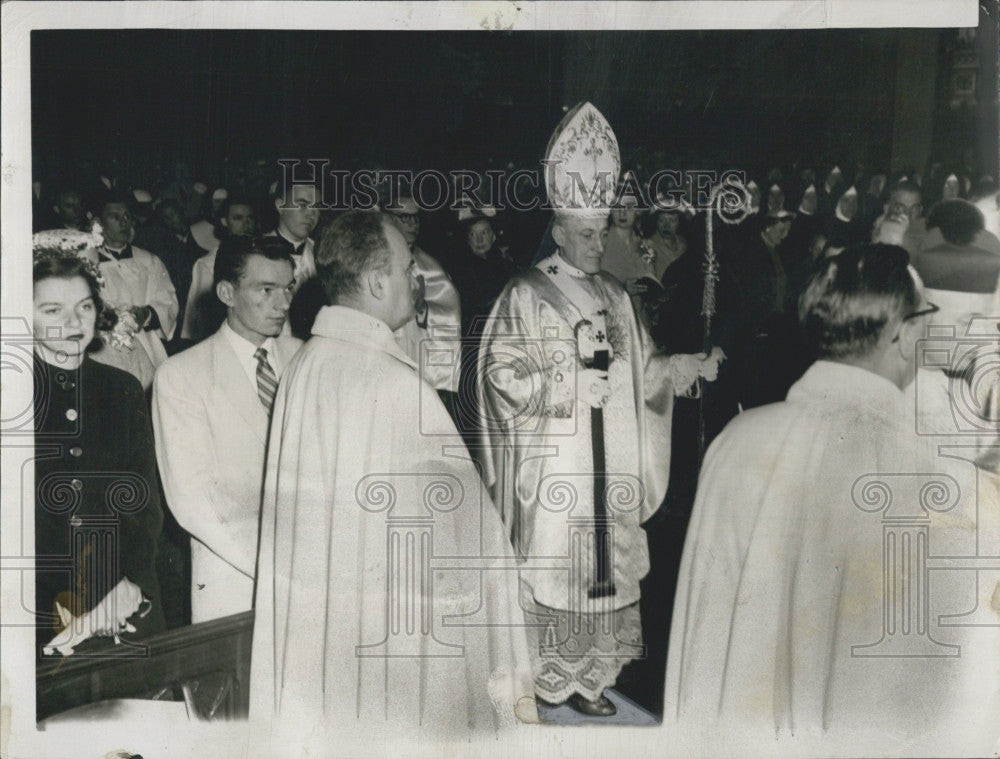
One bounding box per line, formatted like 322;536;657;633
891;302;939;342
902;302;940;322
887;201;922;219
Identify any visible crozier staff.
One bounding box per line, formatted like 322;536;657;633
478;102;722;717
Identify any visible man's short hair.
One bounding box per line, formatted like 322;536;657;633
213;235;295;288
219;195;253;218
926;199;985;246
216;196;255;234
275;171;320;206
798;243;918;360
315;210;392;302
100;190;135;216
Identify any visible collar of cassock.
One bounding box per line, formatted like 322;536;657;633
787;360;906;423
276;230;308;257
99;244;133;261
311;305;418;371
538;252;590;279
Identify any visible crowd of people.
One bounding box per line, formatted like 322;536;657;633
29;100;1000;751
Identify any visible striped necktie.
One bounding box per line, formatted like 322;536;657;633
254;346;278;413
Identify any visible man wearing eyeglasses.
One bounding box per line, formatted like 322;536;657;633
871;179;926;256
664;243;1000;754
384;191;463;410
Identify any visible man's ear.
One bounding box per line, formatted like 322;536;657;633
216;280;236;308
552;222;567;249
893;317;922;360
221;217;230;230
367;267;385;300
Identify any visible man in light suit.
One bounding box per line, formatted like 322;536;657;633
152;235;302;622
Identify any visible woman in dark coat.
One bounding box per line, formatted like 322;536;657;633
32;248;165;659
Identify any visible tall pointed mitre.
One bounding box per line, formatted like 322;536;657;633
544;101;621;218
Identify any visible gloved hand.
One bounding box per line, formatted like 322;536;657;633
43;577;148;656
698;347;727;382
668;353;703;395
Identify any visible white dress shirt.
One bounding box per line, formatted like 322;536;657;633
221;319;280;390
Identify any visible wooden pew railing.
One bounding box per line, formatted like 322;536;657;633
36;611;253;722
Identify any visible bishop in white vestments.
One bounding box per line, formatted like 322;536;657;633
478;102;721;717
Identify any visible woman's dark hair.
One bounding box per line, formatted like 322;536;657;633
32;253;115;350
642;206;685;239
925;199;984;247
606;200;644;238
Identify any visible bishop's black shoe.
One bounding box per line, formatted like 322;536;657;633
566;692;617;717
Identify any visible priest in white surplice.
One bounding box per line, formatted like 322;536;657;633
664;243;1000;757
478;102;722;718
249;210;536;749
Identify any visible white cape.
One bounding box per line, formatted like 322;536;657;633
664;361;1000;757
249;306;535;753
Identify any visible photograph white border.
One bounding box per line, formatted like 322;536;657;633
1;2;981;757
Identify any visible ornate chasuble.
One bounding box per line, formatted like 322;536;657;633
479;255;674;613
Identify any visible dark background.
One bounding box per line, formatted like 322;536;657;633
31;17;999;189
